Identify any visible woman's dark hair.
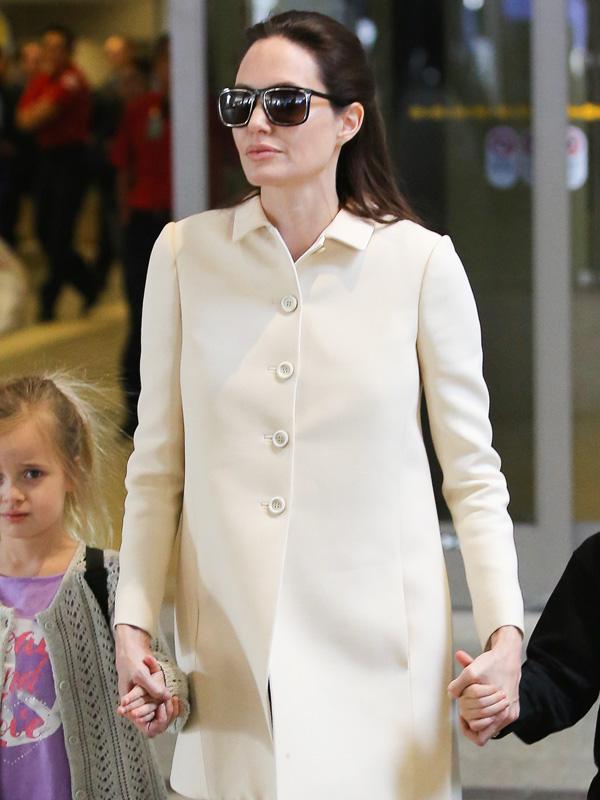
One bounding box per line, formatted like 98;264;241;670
238;10;417;223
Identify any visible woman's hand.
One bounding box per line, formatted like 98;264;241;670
117;654;181;737
448;625;522;745
115;623;170;705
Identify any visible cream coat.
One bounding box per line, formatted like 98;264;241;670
115;196;524;800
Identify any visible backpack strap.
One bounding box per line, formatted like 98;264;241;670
84;546;111;630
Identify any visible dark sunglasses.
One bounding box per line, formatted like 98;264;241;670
218;85;348;127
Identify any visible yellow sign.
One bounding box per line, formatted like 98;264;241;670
408;103;600;122
0;12;12;50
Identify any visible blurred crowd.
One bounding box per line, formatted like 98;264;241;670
0;25;172;435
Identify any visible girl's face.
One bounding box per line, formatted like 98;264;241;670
0;415;72;546
232;36;355;191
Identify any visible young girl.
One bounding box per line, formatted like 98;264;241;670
0;373;189;800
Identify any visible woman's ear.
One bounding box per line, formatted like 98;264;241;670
337;101;364;146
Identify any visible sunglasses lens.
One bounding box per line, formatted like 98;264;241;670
219;90;253;126
265;89;308;125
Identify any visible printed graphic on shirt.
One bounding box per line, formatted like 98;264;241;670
1;616;62;747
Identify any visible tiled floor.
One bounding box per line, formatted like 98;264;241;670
464;792;586;799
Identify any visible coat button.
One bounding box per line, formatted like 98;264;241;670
276;361;294;380
75;790;88;800
44;621;55;631
272;430;289;448
59;680;70;690
280;295;298;313
268;497;286;515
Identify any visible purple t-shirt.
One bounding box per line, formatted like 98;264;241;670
0;573;72;800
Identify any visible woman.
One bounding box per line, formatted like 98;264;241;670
114;11;523;800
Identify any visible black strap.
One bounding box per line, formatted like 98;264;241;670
84;546;111;630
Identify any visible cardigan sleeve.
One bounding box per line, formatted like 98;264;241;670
498;534;600;742
114;221;185;636
416;235;524;648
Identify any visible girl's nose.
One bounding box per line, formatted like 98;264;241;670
2;482;25;504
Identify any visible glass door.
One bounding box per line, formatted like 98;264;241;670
570;0;600;537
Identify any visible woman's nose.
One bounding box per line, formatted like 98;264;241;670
247;98;271;131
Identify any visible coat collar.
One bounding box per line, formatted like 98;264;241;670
232;194;375;251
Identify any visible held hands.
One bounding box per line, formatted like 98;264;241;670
114;624;180;738
447;625;522;746
117;654;181;737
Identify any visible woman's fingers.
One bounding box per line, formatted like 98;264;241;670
461;683;503;700
467;704;512;734
130;701;160;719
147;699;170;737
122;694;182;738
455;650;474;670
461;689;508;710
143;653;162;675
119;684;145;706
459;715;485;746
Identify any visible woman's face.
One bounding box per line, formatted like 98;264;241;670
232;36;350;192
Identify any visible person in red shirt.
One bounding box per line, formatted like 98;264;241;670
17;24;98;321
111;34;172;436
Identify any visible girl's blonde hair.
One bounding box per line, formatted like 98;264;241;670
0;372;112;545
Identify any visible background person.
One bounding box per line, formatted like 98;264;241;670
114;11;523;800
0;41;41;247
89;35;137;292
110;34;171;436
16;24;98;321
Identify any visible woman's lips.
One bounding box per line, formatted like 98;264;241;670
246;145;280;160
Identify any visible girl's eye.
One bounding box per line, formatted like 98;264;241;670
24;469;43;480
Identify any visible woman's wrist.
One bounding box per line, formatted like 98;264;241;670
115;622;151;647
489;625;523;649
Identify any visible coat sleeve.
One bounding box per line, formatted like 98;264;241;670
114;221;184;636
107;551;190;733
416;234;524;648
499;534;600;742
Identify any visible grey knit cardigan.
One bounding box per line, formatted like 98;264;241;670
0;542;190;800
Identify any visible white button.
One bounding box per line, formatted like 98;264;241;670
268;497;286;515
69;735;79;745
44;621;55;631
59;680;69;690
272;430;289;448
276;361;294;380
75;791;87;800
280;295;298;313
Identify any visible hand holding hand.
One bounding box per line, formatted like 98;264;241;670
448;625;522;746
115;624;170;703
117;654;181;738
